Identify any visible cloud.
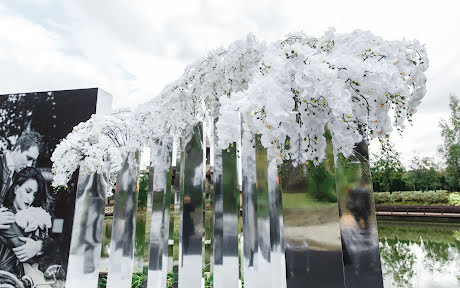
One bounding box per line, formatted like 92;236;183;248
0;0;459;165
371;111;446;167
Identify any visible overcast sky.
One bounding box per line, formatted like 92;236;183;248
0;0;458;167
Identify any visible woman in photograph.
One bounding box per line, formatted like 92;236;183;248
0;167;51;278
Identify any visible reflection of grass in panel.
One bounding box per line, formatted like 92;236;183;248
134;210;147;260
173;207;180;260
255;143;269;217
223;145;239;215
203;207;213;272
282;192;319;208
101;216;113;258
281;165;337;209
144;207;152;263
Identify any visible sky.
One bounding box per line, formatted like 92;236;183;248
0;0;458;167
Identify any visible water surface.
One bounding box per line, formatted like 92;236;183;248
378;220;460;288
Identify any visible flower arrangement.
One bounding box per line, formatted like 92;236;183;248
50;111;142;196
51;29;428;193
15;207;52;238
217;29;428;165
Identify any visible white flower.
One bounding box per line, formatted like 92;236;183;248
15;207;52;233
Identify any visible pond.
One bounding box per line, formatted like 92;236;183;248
101;214;460;288
378;219;460;288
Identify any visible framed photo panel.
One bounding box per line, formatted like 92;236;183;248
0;88;112;287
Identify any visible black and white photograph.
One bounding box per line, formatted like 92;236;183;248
0;89;106;287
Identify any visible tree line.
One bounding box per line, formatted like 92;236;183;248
371;95;459;193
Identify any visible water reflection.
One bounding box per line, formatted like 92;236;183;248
100;205;460;288
378;221;460;288
101;214;147;273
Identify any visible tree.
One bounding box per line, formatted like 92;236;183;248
371;141;407;192
438;94;460;191
406;156;440;191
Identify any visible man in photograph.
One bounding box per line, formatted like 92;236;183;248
0;131;42;204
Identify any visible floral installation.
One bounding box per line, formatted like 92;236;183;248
51;111;141;195
51;28;428;194
15;206;52;239
218;28;428;166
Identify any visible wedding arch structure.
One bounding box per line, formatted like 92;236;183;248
52;29;428;288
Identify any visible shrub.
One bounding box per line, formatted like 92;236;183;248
374;192;391;204
374;190;452;205
449;193;460;206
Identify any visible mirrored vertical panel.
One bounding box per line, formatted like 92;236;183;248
134;168;149;274
147;143;173;288
281;133;345;288
254;135;273;287
144;164;154;273
107;151;140;288
241;130;258;287
171;140;182;286
203;121;214;286
267;156;286;288
213;142;239;288
213;138;224;286
162;160;173;288
335;140;383;288
178;123;205;288
66;171;107;288
241;132;273;288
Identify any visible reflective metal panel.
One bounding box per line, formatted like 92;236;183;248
281;133;345;288
213;140;224;280
335;140;383;288
242;133;273;287
241;131;258;287
134;169;148;274
147;145;173;288
106;151;140;288
267;157;286;288
213;142;239;288
254;135;273;287
178;124;205;288
171;140;182;285
66;171;107;288
144;164;154;269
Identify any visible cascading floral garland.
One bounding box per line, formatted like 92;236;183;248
51;28;428;195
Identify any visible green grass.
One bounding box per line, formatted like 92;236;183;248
98;272;146;288
96;267;213;288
